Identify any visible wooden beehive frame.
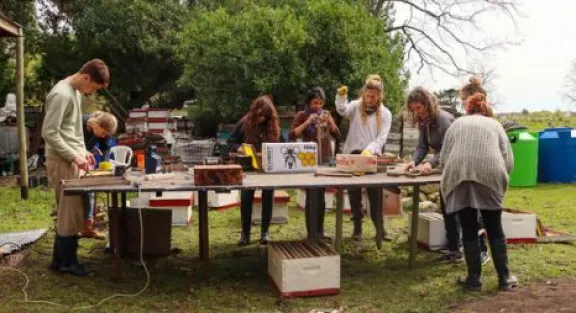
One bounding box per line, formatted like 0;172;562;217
270;241;337;260
61;176;131;187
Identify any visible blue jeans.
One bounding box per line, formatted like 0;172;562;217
84;193;95;220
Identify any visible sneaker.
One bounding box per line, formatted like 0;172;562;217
438;251;463;262
480;251;491;265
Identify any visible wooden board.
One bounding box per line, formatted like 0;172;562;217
61;176;130;187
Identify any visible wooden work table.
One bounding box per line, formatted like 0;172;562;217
63;170;441;279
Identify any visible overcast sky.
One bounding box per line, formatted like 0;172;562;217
405;0;575;113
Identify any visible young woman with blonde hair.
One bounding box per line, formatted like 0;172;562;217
336;74;392;241
81;110;118;239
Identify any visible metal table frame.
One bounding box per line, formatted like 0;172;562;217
64;172;441;278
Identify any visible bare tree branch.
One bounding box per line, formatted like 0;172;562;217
366;0;522;76
564;60;576;105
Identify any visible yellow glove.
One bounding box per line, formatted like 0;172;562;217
361;149;372;156
337;86;348;96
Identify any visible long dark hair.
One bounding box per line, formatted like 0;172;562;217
405;86;439;126
242;95;281;144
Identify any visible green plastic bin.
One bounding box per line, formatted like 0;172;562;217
508;131;538;187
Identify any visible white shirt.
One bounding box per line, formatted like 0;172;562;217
335;94;392;154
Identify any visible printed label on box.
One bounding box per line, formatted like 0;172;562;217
262;142;318;173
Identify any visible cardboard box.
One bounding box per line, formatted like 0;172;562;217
252;190;290;224
262;142;318;173
109;207;172;257
268;241;340;299
335;154;377;173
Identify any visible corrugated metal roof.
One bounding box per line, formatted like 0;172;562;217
0;229;48;255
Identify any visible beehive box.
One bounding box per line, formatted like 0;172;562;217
502;209;537;243
262;142;318;173
252;190;289;224
129;197;193;226
409;212;447;250
193;164;243;186
268;241;340;299
193;190;240;210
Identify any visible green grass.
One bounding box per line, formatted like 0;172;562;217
0;185;575;313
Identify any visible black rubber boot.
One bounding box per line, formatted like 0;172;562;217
260;232;270;245
238;191;253;246
352;219;363;241
49;235;61;271
259;190;273;245
238;233;250;246
54;236;90;276
457;240;483;291
489;238;519;291
348;188;364;241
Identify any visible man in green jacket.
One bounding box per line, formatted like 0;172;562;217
43;59;110;276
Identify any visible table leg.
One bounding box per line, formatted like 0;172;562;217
198;190;210;278
120;192;127;258
409;185;420;269
335;189;343;253
307;188;319;241
111;192;123;280
375;188;384;250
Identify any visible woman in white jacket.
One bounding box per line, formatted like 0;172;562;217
336;74;393;241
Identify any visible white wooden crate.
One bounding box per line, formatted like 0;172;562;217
128;197;193;226
268;241;340;298
252;190;289;224
296;188;365;213
128;109;147;118
147;108;171;118
502;210;537;243
193;190;240;210
409;212;447;250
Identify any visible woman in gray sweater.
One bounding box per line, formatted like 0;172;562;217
440;78;518;291
405;87;489;264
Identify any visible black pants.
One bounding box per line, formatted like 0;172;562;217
348;187;382;226
304;188;326;239
458;208;505;244
240;189;273;236
441;194;489;253
439;194;461;252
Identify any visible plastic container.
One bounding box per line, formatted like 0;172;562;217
538;127;576;183
508;131;538;187
145;145;163;174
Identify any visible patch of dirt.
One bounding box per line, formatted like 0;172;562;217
450;279;576;313
0;250;30;267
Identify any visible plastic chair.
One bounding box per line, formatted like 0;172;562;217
110;145;133;166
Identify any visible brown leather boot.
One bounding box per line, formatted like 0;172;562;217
80;219;105;240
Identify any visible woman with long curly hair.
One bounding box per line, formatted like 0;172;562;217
440;77;518;291
336;74;393;242
405;87;490;264
228;95;284;245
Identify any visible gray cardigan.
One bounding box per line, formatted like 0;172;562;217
440;115;514;199
413;110;454;168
